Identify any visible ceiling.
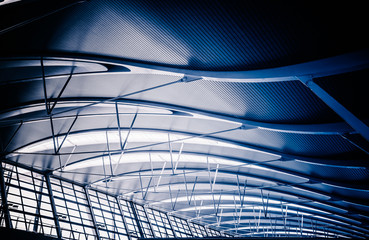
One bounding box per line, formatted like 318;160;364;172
1;0;369;237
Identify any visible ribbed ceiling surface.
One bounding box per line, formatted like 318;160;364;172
1;0;369;238
1;0;369;70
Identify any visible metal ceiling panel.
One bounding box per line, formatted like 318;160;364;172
1;0;368;70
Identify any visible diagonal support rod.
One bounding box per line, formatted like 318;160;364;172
156;162;166;189
168;133;175;175
49;68;75;113
300;77;369;142
56;115;78;153
52;76;201;116
189;176;198;205
207;157;218;217
112;111;138;174
174;142;184;171
3;120;23;153
115;102;123;150
0;1;87;36
182;170;190;204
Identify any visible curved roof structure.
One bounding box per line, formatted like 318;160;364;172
1;0;369;238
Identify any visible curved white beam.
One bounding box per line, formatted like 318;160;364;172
3;49;369;80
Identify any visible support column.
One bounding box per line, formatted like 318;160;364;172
44;174;61;239
84;186;101;240
0;162;12;229
33;175;45;232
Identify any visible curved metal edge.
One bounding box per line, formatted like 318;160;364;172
0;98;357;135
1;48;369;81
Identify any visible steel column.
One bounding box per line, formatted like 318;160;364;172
44;174;61;239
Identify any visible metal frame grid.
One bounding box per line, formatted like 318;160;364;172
145;208;174;238
50;178;97;240
207;227;222;237
0;161;229;239
88;189;129;240
168;215;193;238
188;222;208;237
1;163;57;237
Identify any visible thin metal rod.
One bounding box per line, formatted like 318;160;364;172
168;133;175;175
182;170;190;204
148;152;156;192
212;163;219;191
189;176;198;205
143;176;153;200
216;189;223;217
41;57;50;114
236;175;241;203
207;157;218;217
0;1;87;36
56;115;78;153
341;133;369;155
138;172;144;199
49;68;74;113
101;156;108;187
115;102;123;150
156;162;166;189
49;116;58;154
105;131;114;176
241;179;247;208
174;142;184;171
261;189;270;218
61;144;77;171
217;208;223;227
168;185;174;210
112;112;138;174
52;79;185;116
173;189;180;211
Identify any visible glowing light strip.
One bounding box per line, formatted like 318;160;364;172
18;130;255;154
62;152;263;172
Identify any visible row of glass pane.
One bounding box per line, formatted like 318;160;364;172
0;162;228;239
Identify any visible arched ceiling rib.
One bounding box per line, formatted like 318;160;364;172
1;0;369;237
